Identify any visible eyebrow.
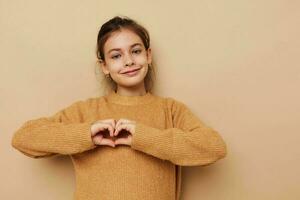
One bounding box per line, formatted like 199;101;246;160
107;43;143;54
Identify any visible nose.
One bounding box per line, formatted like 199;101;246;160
124;53;134;66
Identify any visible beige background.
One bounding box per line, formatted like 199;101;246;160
1;0;299;199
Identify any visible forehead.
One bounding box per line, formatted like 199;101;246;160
104;29;143;53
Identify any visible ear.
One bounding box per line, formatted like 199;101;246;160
99;59;110;75
146;48;152;64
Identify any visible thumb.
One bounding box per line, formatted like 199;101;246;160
114;138;129;145
92;134;103;144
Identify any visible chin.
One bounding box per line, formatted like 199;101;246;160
120;78;144;87
118;75;146;87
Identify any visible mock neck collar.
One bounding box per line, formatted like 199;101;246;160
105;90;155;105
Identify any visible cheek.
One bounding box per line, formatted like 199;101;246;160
135;56;148;64
107;62;123;72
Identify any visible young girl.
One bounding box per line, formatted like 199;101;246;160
11;15;227;200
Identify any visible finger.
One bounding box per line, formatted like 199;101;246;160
116;118;132;126
115;123;132;137
111;119;116;129
121;124;131;133
107;124;114;137
98;119;116;137
94;135;115;147
114;118;135;136
100;138;115;147
114;124;122;137
92;123;113;137
92;134;103;144
115;138;129;146
91;123;105;136
123;119;133;124
117;135;132;146
114;119;123;134
104;119;116;137
115;119;129;136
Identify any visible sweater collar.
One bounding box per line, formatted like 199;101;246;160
105;90;155;105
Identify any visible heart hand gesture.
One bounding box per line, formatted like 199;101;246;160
90;118;135;147
113;118;135;146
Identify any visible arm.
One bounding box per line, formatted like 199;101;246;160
130;98;227;166
11;100;97;158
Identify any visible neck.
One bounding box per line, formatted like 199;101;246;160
116;83;147;97
105;89;154;106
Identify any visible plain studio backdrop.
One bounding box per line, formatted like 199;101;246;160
1;0;299;199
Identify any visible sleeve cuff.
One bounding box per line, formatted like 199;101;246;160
72;122;97;154
131;122;173;161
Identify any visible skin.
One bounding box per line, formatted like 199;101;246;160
100;28;152;96
92;28;152;147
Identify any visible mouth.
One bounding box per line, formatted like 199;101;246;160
121;68;141;74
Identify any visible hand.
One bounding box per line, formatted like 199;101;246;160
90;119;116;147
90;118;136;147
113;118;136;146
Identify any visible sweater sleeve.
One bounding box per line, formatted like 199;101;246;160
130;98;227;166
11;99;97;159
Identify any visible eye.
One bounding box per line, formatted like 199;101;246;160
133;49;142;54
111;54;120;59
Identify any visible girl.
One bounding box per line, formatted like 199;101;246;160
11;15;227;200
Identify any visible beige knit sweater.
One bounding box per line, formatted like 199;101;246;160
11;90;227;200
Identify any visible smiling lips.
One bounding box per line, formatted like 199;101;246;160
122;68;141;74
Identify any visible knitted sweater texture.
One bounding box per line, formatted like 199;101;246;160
11;91;227;200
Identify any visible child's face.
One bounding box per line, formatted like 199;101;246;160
100;28;152;90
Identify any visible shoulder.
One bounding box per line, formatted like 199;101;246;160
162;96;190;114
58;96;106;113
